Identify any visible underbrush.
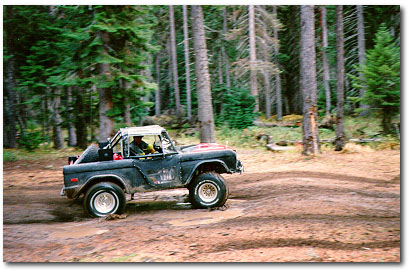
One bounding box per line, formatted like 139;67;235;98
216;125;301;149
344;116;383;138
173;115;399;152
3;150;19;162
3;115;399;162
3;147;79;163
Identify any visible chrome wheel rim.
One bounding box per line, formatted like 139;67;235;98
92;191;118;215
198;182;218;202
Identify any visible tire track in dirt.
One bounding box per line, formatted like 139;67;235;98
227;171;400;185
211;238;400;252
2;150;400;262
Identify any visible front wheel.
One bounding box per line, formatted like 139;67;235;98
188;172;228;208
83;182;126;217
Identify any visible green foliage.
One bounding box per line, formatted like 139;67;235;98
364;6;400;49
216;126;265;149
3;147;82;162
3;150;19;162
350;24;400;133
18;130;48;152
215;124;334;150
4;5;402;150
6;5;159;146
344;116;382;139
214;86;257;129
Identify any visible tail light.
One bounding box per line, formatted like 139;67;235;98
68;156;79;165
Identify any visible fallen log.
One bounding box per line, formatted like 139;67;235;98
256;134;274;144
266;144;296;151
265;138;388;152
348;138;383;143
268;138;384;145
253;120;300;128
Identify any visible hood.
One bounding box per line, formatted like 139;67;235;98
179;143;232;153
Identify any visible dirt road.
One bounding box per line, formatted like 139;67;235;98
2;147;400;262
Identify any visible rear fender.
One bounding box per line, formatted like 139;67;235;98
77;174;129;198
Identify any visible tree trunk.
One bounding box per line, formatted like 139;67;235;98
155;54;161;117
123;79;132;126
4;6;17;148
67;86;77;147
222;46;231;88
191;5;216;143
41;99;47;138
262;40;271;119
321;6;332;116
169;5;182;119
4;54;18;149
90;85;96;142
45;97;52;143
263;70;272;119
141;56;153;104
284;96;290;115
3;95;12;148
300;5;320;155
248;5;259;112
222;8;231;88
382;109;393;135
15;86;27;132
183;5;192;122
47;5;64;149
357;5;369;115
98;31;114;143
335;6;346;151
124;102;131;126
167;37;173;102
74;86;88;149
217;49;224;85
272;6;283;121
51;87;65;149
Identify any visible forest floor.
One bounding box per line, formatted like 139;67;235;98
2;144;400;262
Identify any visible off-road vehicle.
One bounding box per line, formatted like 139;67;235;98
61;125;243;217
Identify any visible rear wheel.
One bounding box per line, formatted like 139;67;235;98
189;172;228;208
83;182;126;217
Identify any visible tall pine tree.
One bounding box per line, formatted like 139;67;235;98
352;24;400;134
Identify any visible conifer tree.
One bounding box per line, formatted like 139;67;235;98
352;24;400;134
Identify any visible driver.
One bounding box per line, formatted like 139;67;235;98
130;136;155;155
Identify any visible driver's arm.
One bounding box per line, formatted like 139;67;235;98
146;144;155;154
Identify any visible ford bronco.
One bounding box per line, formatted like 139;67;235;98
61;125;243;217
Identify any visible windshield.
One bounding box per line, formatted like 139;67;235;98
125;132;176;157
109;128;176;158
161;131;176;154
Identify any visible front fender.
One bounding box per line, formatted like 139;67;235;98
184;160;229;186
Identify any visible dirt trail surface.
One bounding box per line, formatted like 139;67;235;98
3;147;400;262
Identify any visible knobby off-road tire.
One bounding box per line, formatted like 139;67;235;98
74;144;99;164
83;182;126;217
189;172;229;208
